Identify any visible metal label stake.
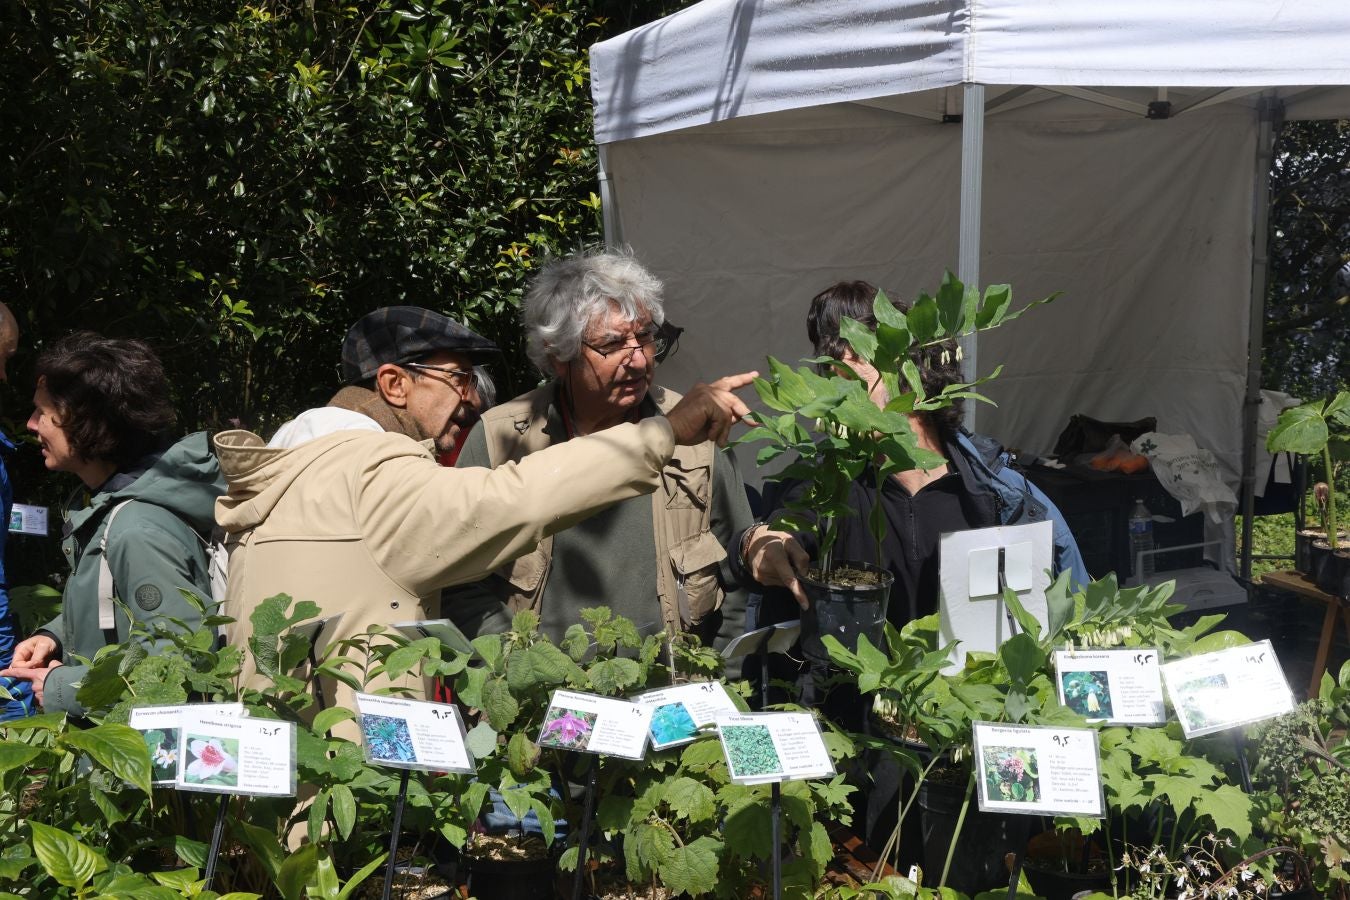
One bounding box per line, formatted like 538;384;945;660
771;781;783;900
381;768;412;900
203;793;230;890
571;754;601;900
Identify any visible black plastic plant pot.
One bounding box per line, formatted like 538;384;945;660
1314;548;1350;599
916;777;1018;896
800;560;894;664
461;853;556;900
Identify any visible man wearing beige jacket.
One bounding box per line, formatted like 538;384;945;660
214;307;753;711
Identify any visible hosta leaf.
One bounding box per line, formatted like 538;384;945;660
62;723;151;794
29;822;105;888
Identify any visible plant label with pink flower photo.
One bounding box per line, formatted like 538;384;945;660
174;709;296;796
638;681;741;750
1053;648;1166;725
1160;639;1295;738
128;702;245;786
972;722;1103;817
354;692;474;773
537;689;652;760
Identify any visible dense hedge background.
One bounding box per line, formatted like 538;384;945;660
0;1;1345;586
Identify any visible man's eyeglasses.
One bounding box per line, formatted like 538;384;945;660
404;362;475;389
582;331;668;362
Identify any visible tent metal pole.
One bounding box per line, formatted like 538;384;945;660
959;82;986;430
598;144;623;249
1239;93;1281;584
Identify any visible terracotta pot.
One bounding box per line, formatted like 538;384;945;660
800;560;894;664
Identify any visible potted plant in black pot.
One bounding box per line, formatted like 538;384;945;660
740;273;1055;663
1265;390;1349;596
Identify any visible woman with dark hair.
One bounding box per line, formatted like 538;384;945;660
740;280;1086;629
0;333;224;715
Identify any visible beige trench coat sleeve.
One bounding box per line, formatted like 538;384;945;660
360;417;675;597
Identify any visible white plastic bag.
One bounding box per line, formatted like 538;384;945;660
1130;433;1238;524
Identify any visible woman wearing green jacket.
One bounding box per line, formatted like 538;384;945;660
0;333;224;716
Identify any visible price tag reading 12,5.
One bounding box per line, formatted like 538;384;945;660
537;689;652;760
1053;647;1166;725
175;710;296;797
972;722;1104;818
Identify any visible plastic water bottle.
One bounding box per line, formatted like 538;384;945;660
1128;498;1155;579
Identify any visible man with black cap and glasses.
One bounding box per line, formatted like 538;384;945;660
213;305;756;711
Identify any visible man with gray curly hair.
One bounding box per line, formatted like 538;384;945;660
449;250;753;649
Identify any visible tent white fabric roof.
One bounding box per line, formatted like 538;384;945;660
589;2;1350;578
592;0;1350;144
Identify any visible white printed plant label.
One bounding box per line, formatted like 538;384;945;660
638;681;740;750
128;703;244;786
1053;648;1166;724
973;722;1104;818
175;711;296;796
1161;640;1294;738
715;712;835;785
537;689;652;760
354;692;474;773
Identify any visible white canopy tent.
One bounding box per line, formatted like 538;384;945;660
590;0;1350;578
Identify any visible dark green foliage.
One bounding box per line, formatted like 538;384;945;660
0;0;684;437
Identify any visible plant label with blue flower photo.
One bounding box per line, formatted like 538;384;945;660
1160;639;1295;738
638;681;741;750
714;712;834;785
973;722;1103;817
354;692;474;773
174;710;296;796
128;702;244;786
1053;648;1165;724
537;689;652;760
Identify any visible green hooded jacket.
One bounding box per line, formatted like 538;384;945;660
38;432;224;715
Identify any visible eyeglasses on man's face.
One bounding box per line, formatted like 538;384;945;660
581;328;668;362
403;362;475;391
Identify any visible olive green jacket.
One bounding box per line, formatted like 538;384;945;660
39;433;224;715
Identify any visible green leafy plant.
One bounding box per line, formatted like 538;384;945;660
1265;390;1350;549
740;273;1055;580
1249;660;1350;900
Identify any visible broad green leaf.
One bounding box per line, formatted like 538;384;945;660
723;797;774;859
481;676;518;730
471;634;504;671
597;794;635;833
679;737;726;772
29;822;105;888
1326;390;1350;426
872;288;907;329
464;721;497;759
935;271;966;335
998;632;1045;688
625;822;676;881
62;723;152;794
0;743;42;776
658;835;721;896
330;783;357;840
975;284;1012;329
312;706;356;736
907;294;939;344
276;842;318;900
1265;403;1329;454
662;776;716;823
174;835;209;868
507;731;540;777
228;819;284;883
382;637;438;680
586;657;641;695
839;316;878;364
1001;589;1043;643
